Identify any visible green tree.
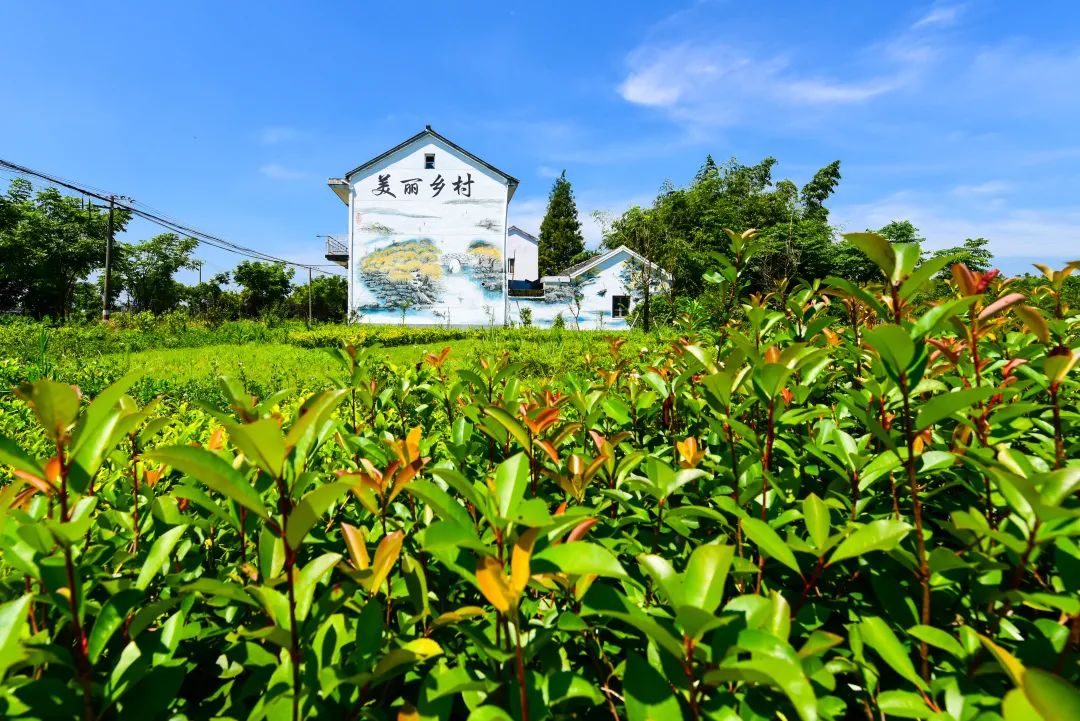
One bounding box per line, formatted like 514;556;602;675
875;219;925;245
233;261;294;317
0;179;130;319
538;171;585;277
932;237;993;275
184;271;240;323
115;233;199;313
290;274;347;322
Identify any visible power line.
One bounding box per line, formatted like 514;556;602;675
0;158;345;279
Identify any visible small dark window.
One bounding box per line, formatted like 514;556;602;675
424;153;435;169
507;258;516;275
612;295;631;318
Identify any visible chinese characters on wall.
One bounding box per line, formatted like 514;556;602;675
371;172;474;199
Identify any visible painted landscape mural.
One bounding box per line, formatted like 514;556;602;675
348;139;510;325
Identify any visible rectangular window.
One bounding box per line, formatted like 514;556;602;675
612;295;631;318
507;258;515;275
424;153;435;169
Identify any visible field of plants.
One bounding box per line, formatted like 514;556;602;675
0;233;1078;721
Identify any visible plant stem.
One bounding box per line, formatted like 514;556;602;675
898;370;931;684
1049;383;1065;469
513;616;530;721
56;439;94;721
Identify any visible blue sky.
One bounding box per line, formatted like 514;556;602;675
2;1;1078;281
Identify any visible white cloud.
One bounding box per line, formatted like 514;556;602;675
260;126;307;145
833;191;1080;258
950;180;1012;197
259;163;308;181
912;4;962;30
617;39;923;130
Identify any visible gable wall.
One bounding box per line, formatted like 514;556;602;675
506;229;539;282
347;137;509;325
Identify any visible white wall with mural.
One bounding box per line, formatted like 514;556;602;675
346;132;514;326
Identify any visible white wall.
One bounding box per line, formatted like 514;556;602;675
506;228;539;281
348;135;511;326
512;250;664;329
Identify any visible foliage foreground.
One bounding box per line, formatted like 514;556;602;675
1;236;1079;721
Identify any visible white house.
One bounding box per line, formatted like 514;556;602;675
326;127;668;329
511;245;672;329
506;226;539;282
326;126;519;326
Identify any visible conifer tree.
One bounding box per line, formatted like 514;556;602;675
538;171;585;276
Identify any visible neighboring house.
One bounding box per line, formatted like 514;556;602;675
325;127;668;328
513;245;672;329
506;226;539;282
326;126;519;326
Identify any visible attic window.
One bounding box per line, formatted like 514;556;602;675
424;153;436;170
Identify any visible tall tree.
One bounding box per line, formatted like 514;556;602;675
538;171;585;277
115;233;199;313
931;237;993;275
289;275;347;322
234;261;294;317
0;179;130;319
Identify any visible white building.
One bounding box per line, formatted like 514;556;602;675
506;226;539;282
326;127;669;328
512;245;672;329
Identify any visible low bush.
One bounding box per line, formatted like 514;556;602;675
0;240;1078;720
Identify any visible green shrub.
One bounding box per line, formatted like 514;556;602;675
0;247;1078;720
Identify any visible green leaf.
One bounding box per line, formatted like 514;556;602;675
683;544;734;614
829;519;911;565
1022;668;1080;721
802;493;830;552
286;481;353;550
494;452;529;519
899;254;957;300
624;653;683;721
915;387;997;432
294;552;342;621
17;378;81;441
909;296;977;339
147;445;268;519
88;589;143;664
859;616;927;691
136;525;187;591
865;324;915;375
844;232;895;280
878;690;933;718
907;625;966;660
533;541;627;578
483;406;531;452
892;243;922;283
0;436;45;481
0;595;31;679
407;479;475;530
741;517;801;574
226;418;286;478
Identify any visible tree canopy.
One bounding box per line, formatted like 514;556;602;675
538;171;585;277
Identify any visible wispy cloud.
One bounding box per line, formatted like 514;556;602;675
834;190;1080;258
259;163;308;181
950;180;1011;197
617;39;926;130
260;126;308;145
912;4;963;30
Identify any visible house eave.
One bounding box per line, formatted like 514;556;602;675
327;178;349;205
341;126;520;200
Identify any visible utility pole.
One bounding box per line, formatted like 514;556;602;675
195;260;203;284
307;266;313;326
102;196;115;321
